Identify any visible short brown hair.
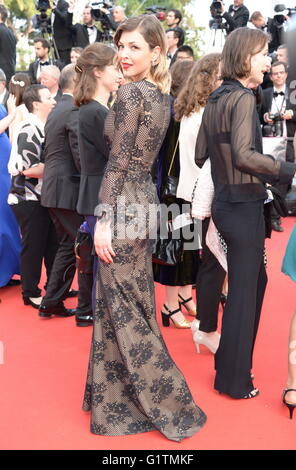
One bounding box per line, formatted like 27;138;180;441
221;27;269;80
9;73;31;107
250;11;264;22
22;85;47;113
271;61;288;73
73;43;116;107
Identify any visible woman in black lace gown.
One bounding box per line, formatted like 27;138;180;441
82;15;206;441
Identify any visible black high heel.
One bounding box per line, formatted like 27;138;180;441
282;389;296;419
161;304;191;329
220;294;227;310
178;294;196;317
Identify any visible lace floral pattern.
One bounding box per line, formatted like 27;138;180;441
83;80;206;442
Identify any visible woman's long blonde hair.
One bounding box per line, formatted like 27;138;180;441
174;53;221;121
114;14;171;94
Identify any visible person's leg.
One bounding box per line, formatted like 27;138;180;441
285;312;296;404
212;200;265;398
42;208;83;307
12;202;48;298
178;284;196;315
196;217;226;333
162;285;190;327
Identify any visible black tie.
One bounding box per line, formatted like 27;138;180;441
273;91;285;97
40;61;50;66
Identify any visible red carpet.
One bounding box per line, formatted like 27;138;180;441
0;217;295;450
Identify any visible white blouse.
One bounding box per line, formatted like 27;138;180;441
176;109;204;202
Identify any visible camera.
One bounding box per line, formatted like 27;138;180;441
209;1;227;30
210;1;223;18
89;1;114;41
90;1;113;21
145;5;167;21
35;0;50;11
269;112;284;137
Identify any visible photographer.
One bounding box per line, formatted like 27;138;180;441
215;0;249;35
267;4;290;54
66;0;103;48
51;0;73;65
0;5;16;85
260;60;296;231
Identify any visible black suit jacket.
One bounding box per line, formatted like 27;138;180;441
223;4;249;34
66;12;102;48
28;58;64;84
77;100;109;215
41;94;80;210
0;24;16;85
260;86;296;162
52;0;73;51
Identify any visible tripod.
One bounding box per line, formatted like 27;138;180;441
206;24;227;52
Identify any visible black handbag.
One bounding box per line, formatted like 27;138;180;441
74;225;94;274
161;138;179;204
152;228;183;266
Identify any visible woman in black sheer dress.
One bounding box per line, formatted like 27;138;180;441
83;15;206;441
195;27;296;399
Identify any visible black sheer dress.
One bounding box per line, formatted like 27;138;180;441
195;80;296;398
83;80;206;440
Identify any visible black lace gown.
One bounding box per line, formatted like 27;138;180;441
82;80;206;441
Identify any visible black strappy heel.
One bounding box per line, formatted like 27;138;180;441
178;294;196;317
282;389;296;419
161;304;191;329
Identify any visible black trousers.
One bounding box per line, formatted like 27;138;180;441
42;208;93;313
12;201;58;298
212;199;268;398
196;217;226;332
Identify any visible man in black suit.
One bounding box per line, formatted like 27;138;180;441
66;0;102;48
51;0;73;65
0;68;9;109
260;61;296;231
0;5;16;86
220;0;249;34
40;64;92;325
28;38;64;84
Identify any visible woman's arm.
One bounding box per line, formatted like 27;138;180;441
0;95;16;134
231;92;296;184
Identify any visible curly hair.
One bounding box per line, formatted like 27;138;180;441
174;52;221;121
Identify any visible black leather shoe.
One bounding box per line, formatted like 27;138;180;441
271;220;284;232
6;279;21;287
66;289;78;298
76;313;93;327
39;303;76;318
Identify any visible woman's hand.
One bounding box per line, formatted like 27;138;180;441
94;220;115;264
7;94;16;118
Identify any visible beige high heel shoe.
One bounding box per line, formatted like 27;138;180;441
193;330;220;353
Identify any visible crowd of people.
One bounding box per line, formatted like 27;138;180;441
1;0;296;441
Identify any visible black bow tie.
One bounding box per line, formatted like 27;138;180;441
86;25;94;29
40;61;50;66
273;91;285;97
